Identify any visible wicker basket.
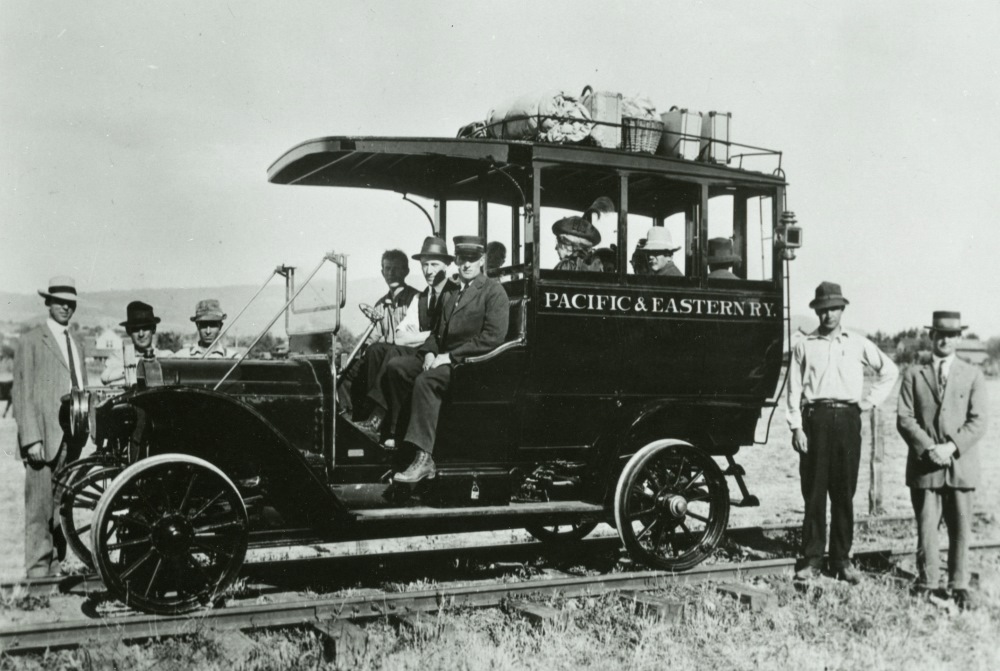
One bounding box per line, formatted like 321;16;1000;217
622;117;664;153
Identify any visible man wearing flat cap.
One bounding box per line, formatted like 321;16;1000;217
384;235;510;483
897;311;989;610
787;281;898;584
12;276;89;577
706;237;741;280
101;301;174;386
356;237;458;438
642;227;683;277
174;299;239;358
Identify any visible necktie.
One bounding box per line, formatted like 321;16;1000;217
64;329;80;389
428;289;437;314
938;360;947;391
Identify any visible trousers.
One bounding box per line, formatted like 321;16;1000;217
799;404;862;568
910;487;972;590
383;356;452;454
364;342;417;413
24;445;68;577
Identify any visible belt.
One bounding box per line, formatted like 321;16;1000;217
806;400;858;409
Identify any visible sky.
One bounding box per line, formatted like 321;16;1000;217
2;1;999;336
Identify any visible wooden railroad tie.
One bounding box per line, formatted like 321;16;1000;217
392;610;456;640
311;619;368;665
619;591;686;624
716;582;776;612
512;602;574;629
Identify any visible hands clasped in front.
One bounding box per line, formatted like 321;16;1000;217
926;442;956;467
422;352;451;371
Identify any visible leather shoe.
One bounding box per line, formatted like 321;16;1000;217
952;589;976;611
794;565;821;581
834;565;862;585
382;438;397;450
394;449;436;483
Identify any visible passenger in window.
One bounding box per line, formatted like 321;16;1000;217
630;239;650;275
707;237;741;280
594;244;618;274
552;197;614;272
642;227;683;277
486;241;507;274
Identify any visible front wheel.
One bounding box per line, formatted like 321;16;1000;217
614;441;729;572
91;454;249;615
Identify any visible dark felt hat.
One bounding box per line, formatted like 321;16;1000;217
412;236;455;263
926;311;968;333
552;216;601;247
453;235;486;256
120;301;161;328
809;281;849;310
707;237;741;265
190;298;227;322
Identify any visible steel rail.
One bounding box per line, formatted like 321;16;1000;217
5;540;997;654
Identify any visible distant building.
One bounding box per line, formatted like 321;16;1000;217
956;339;988;366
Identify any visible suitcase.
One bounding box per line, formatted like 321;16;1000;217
658;107;702;159
582;87;622;149
700;111;731;164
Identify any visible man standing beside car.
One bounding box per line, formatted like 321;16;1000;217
173;299;239;358
101;301;173;386
786;281;898;584
384;236;510;483
12;276;89;577
897;311;988;610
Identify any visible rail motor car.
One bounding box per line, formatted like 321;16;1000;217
60;126;801;615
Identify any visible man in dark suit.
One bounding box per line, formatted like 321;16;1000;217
384;236;510;483
897;311;989;609
12;276;89;577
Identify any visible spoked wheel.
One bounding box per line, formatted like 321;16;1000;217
614;441;729;572
54;456;118;500
525;521;599;543
59;465;122;569
91;454;249;615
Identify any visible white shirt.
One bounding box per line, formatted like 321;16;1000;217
394;281;447;347
932;353;955;387
786;328;899;430
46;318;83;385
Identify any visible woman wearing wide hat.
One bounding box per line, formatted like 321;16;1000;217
552;197;614;272
101;301;173;386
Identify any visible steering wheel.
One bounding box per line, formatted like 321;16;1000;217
359;302;385;325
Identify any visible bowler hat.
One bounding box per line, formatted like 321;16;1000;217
120;301;161;328
926;311;968;333
453;235;486;256
190;299;227;322
411;236;455;263
643;227;681;253
38;275;78;302
552;216;601;247
809;281;850;310
707;237;741;265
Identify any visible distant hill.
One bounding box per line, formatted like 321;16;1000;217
0;277;391;338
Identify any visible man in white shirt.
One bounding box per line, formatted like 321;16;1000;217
101;301;174;386
787;281;898;584
357;237;456;438
12;276;89;577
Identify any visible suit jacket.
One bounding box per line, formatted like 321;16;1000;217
420;273;510;364
897;358;989;488
12;323;89;461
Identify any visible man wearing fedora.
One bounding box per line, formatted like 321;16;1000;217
642;226;683;277
12;276;89;577
174;299;239;358
787;281;898;584
356;237;458;438
101;301;174;386
706;237;741;280
384;235;510;483
897;311;988;609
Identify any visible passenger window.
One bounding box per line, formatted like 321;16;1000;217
539;204;616;274
626;212;686;277
706;191;773;282
744;196;774;282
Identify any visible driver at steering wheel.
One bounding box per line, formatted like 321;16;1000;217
356;238;457;437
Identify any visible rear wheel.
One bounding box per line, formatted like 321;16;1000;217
91;454;248;615
614;441;729;571
525;521;599;543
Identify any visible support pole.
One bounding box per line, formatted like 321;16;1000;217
868;407;884;516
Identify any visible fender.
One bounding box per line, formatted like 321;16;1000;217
127;386;348;529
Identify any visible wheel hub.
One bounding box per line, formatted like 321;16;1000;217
152;515;194;557
656;491;688;518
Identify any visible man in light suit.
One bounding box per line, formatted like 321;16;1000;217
384;235;510;483
12;276;89;577
897;311;989;610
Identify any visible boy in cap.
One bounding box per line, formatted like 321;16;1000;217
383;235;510;483
12;276;88;576
787;281;898;584
101;301;174;386
174;299;238;358
897;311;988;609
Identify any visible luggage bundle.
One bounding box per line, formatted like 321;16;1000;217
458;87;731;163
